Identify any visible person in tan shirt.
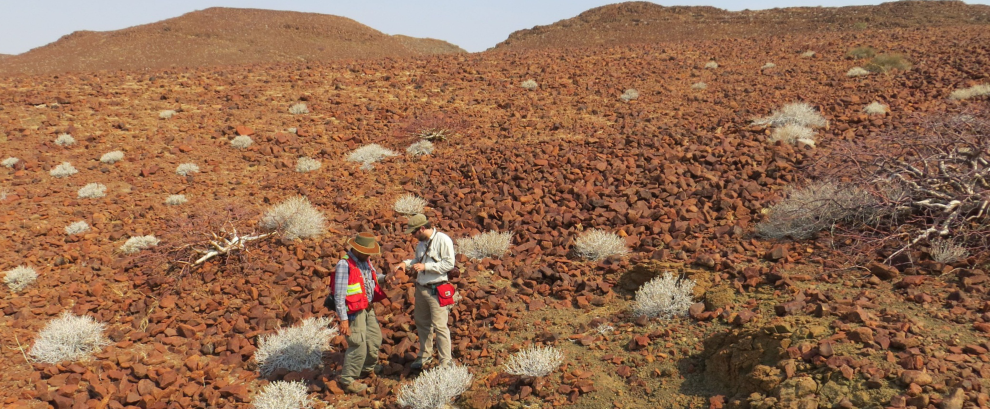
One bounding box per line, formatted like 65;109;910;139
394;213;456;370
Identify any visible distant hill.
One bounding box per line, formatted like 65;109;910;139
0;7;465;76
494;1;990;51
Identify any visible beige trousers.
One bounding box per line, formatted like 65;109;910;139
340;308;382;385
414;283;452;365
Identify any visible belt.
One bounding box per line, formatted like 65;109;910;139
417;281;447;289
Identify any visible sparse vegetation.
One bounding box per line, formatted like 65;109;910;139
865;53;911;73
704;61;718;69
520;79;538;90
288;103;309;114
769;123;816;146
761;62;776;69
119;235;159;254
100;150;124;164
175;163;200;176
756;181;870;240
948;84;990;101
846;67;870;77
457;231;513;260
863;102;889;115
930;239;968;264
691;82;707;90
573;229;628;261
295;157;321;173
752;102;828;128
4;265;38;292
259;196;326;240
252;381;314;409
65;221;90;235
50;162;78;178
847;46;877;59
620;89;639;102
503;346;564;377
397;364;473;409
54;133;75;146
255;317;337;376
165;194;188;205
77;183;107;199
801;50;816;58
347;144;398;170
2;157;18;168
29;312;110;364
406;140;434;156
230;135;254;149
634;272;696;319
159;110;176;119
393;194;427;215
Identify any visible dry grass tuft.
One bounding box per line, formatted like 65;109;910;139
573;229;628;261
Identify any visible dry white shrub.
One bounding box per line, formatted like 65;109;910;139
65;221;90;235
595;323;615;335
176;163;199;176
394;194;427;215
762;62;776;69
296;157;321;173
397;363;473;409
260;196;326;240
252;381;314;409
801;50;816;58
769;124;816;146
4;265;38;292
288;127;298;134
54;133;75;146
457;231;513;260
863;102;889;115
100;151;124;164
29;312;110;364
2;157;18;168
289;103;310;115
165;194;187;206
704;61;719;69
691;82;708;90
573;229;628;261
347;144;398;170
634;272;696;319
930;239;968;264
119;235;159;255
159;110;176;119
503;346;564;377
846;67;870;77
520;79;538;90
752;102;828;129
948;84;990;101
50;162;78;178
620;89;640;102
77;183;107;199
756;181;872;240
231;135;253;149
255;317;338;376
406;140;434;157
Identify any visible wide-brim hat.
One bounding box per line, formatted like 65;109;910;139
404;213;429;234
347;232;381;255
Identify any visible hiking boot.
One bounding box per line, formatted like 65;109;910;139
342;381;368;394
410;356;432;370
360;364;383;378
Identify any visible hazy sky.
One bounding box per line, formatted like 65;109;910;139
2;0;987;54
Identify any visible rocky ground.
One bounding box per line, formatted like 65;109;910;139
1;25;989;409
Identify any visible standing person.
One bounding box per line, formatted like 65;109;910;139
394;214;456;370
332;232;387;394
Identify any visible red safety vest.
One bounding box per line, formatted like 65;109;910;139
337;255;387;315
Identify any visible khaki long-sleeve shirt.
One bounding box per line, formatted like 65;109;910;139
403;230;455;286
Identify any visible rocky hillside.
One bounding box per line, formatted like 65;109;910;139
0;7;464;76
495;1;990;50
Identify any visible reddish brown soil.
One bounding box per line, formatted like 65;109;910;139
0;7;464;77
1;13;989;409
495;1;990;51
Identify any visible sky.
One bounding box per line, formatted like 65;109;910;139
1;0;988;54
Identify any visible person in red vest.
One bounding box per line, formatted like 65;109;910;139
332;232;387;394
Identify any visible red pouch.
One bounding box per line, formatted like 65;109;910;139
435;283;456;307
